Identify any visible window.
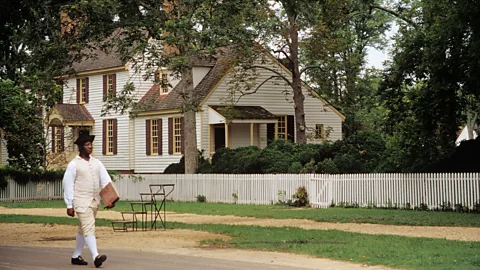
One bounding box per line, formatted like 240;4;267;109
277;116;287;140
103;74;116;100
146;119;162;155
107;120;114;154
168;117;184;155
151;119;159;154
77;77;88;104
154;69;169;94
102;119;117;155
315;124;325;140
267;115;294;144
161;73;168;93
51;126;64;153
173;117;182;154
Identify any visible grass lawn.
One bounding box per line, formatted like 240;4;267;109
1;200;480;227
1;213;479;270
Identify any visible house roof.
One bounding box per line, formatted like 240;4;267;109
50;104;94;123
71;48;125;74
135;45;344;120
137;49;234;112
210;105;277;120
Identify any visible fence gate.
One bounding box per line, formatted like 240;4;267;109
310;176;332;208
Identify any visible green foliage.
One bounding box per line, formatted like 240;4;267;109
291;186;309;207
167;134;391;174
0;80;45;170
0;166;64;189
196;195;207;203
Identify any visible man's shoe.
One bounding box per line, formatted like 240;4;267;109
94;254;107;268
71;256;88;265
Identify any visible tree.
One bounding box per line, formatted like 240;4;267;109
381;0;480;171
303;0;392;137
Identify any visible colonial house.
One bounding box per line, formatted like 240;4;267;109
40;46;345;173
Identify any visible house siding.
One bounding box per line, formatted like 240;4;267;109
200;54;343;158
134;114;183;173
63;68;152;171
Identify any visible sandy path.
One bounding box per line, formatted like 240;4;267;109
1;207;479;242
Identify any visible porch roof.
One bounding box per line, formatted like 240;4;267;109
45;104;95;126
209;105;278;124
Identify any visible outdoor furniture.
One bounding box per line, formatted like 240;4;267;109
139;184;175;230
111;183;175;232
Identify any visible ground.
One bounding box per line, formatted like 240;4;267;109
1;207;479;269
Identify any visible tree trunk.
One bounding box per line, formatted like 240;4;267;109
182;67;198;174
289;14;306;144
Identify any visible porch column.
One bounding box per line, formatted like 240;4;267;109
274;122;278;139
250;123;254;146
224;123;229;148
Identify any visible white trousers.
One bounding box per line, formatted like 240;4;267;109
76;200;98;237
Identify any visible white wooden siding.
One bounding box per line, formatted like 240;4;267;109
63;70;151;171
134;115;182;173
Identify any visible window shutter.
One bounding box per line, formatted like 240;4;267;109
168;118;173;155
146;119;151;155
102;120;106;155
76;79;80;104
267;123;275;145
158;118;162;155
180;117;185;154
113;119;118;155
112;74;116;96
287;115;294;142
85;77;89;103
103;75;107;101
51;127;55;152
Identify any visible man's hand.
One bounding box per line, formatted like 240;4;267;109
67;208;75;217
105;203;115;209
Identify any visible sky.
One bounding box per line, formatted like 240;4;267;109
366;22;399;69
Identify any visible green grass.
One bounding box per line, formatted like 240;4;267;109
1;200;480;227
1;213;479;270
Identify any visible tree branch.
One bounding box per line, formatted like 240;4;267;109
248;65;292;86
370;5;416;26
235;75;284;103
300;65;327;75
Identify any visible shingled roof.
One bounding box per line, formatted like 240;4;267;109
53;104;94;122
71;48;125;73
137;49;235;112
210;105;277;120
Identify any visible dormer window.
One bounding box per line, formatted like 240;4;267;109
155;69;169;94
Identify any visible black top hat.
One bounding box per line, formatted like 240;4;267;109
74;134;95;146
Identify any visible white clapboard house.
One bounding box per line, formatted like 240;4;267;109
40;46;345;173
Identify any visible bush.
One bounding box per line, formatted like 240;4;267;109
196;195;206;203
292;186;309;207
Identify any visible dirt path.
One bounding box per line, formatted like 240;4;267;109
1;207;479;241
1;207;479;270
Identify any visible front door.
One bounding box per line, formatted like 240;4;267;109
214;126;225;150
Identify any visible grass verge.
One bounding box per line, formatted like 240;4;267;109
1;200;480;227
1;214;479;270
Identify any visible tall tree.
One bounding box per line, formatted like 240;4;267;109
303;0;392;137
381;0;480;171
229;0;349;143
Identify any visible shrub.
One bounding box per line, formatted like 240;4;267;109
196;195;206;203
292;186;309;207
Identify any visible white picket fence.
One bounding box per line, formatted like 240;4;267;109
1;173;479;210
310;173;480;209
0;178;63;202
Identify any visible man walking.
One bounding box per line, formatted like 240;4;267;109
63;134;113;267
